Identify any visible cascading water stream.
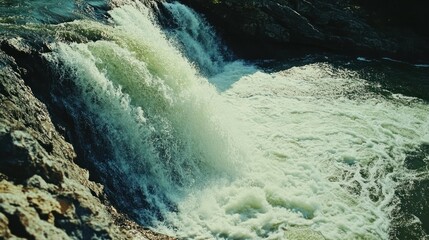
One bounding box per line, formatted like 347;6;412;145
44;1;429;239
48;1;242;224
160;1;228;76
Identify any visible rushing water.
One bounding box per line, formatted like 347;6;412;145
0;0;108;24
2;0;429;239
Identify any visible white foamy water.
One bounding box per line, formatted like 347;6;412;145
47;1;429;239
161;2;227;76
48;1;241;223
156;64;429;239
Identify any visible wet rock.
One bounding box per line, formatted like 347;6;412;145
0;51;175;239
0;212;13;239
178;0;429;61
0;181;70;239
26;175;53;191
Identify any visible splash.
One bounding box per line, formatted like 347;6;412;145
49;1;241;224
160;1;228;76
46;1;429;239
156;63;429;239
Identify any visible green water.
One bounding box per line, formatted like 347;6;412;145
0;0;107;24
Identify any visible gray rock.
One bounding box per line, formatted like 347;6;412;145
0;52;174;239
26;175;53;191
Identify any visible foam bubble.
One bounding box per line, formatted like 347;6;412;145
47;2;429;239
156;63;429;239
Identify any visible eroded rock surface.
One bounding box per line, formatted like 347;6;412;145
0;50;174;239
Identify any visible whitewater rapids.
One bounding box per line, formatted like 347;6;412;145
45;1;429;239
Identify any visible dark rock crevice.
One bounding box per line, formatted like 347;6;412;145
7;211;36;240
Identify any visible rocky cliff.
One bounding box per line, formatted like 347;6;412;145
0;30;173;240
177;0;429;61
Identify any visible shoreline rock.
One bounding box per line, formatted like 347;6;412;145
177;0;429;62
0;42;174;239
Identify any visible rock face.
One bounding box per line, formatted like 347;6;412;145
0;44;173;239
177;0;429;61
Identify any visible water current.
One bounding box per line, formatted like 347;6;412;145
2;1;428;239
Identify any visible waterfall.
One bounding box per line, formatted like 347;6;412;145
159;1;257;91
45;1;429;239
48;2;241;224
160;2;229;76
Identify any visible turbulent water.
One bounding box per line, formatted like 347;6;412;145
2;0;429;239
